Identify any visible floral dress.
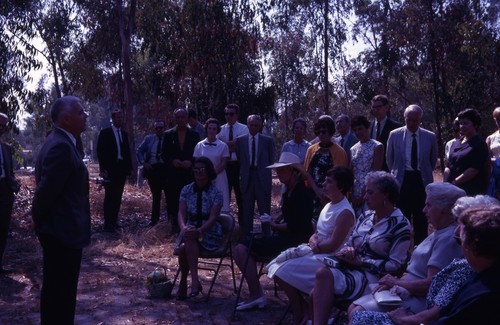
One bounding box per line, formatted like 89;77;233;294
179;182;223;251
350;139;382;201
352;259;473;325
309;149;334;218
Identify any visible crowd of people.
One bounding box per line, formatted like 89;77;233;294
1;94;500;324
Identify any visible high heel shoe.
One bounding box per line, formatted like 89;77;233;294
236;296;267;311
189;283;203;298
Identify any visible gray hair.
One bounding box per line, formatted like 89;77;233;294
365;171;400;204
404;105;423;118
452;195;500;219
425;183;466;210
50;96;80;124
247;114;262;123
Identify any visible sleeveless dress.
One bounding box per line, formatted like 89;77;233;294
270;197;355;294
487;131;500;197
193;139;231;212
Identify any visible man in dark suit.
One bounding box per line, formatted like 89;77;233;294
387;105;438;244
162;108;200;233
0;113;20;274
31;96;90;324
235;115;275;236
97;109;133;232
334;114;358;164
369;94;402;171
137;120;167;226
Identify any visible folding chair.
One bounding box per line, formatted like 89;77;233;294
173;212;237;301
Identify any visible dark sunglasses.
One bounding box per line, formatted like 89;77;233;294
193;167;206;173
225;112;235;116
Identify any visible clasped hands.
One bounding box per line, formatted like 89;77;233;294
182;225;202;239
334;246;362;266
173;159;192;169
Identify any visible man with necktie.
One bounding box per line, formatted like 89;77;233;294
97;108;133;232
0;112;20;274
369;95;402;171
217;104;249;219
386;105;438;244
235;115;274;237
137;120;167;226
334;114;358;164
31;96;90;324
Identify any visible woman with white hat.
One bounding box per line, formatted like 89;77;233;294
233;152;314;311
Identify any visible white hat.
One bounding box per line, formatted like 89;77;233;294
267;152;301;169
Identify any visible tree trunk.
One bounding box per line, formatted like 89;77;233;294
323;0;329;115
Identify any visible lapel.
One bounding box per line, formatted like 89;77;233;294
257;133;264;158
1;143;10;179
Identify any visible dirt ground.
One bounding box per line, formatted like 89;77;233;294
0;170;292;325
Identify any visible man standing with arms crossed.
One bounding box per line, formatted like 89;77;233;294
217;104;248;219
32;96;90;324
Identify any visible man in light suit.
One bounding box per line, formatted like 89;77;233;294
137;120;167;226
334;114;358;164
0;113;20;274
97;109;133;232
370;95;402;171
236;115;274;237
32;96;90;324
387;105;438;244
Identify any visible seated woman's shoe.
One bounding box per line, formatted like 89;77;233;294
236;296;267;311
189;283;203;298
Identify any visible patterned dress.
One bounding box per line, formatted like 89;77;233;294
309;149;334;218
179;182;223;251
352;259;473;325
350;139;382;202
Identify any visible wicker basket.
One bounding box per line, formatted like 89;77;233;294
146;267;173;298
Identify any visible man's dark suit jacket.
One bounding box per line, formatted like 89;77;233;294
32;128;90;249
97;126;132;178
371;117;402;171
1;142;20;193
161;126;200;184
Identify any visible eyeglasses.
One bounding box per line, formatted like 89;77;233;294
225;112;235;116
193;167;206;173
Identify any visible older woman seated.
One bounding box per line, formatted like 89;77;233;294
233;152;314;311
310;171;412;325
175;157;223;300
347;182;466;323
351;195;499;325
270;166;356;324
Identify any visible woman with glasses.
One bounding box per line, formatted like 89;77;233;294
194;118;231;213
175;157;223;300
304;116;348;219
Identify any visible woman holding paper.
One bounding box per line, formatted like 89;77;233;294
347;182;466;324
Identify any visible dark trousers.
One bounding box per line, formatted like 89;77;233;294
103;173;127;228
166;168;191;233
241;169;271;236
38;233;82;325
0;179;14;267
399;171;427;245
145;164;168;223
226;161;243;217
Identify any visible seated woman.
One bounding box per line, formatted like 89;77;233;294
310;171;412;325
347;182;466;323
269;166;356;324
175;157;223;300
350;195;499;325
233;152;314;311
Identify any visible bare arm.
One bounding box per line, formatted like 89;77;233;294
453;167;479;186
312;210;354;254
371;144;384;171
388;305;441;325
376;266;440;297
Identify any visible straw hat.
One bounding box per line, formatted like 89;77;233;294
267;152;301;169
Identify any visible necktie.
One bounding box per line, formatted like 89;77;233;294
156;135;162;160
117;129;124;159
376;122;381;139
251;136;256;168
411;134;418;170
340;137;344;148
229;124;234;159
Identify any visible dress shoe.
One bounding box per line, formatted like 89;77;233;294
0;267;13;274
236;296;267;311
189;283;203;298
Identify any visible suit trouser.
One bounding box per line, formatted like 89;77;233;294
38;233;82;325
399;171;427;245
226;161;243;217
0;179;14;267
145;164;168;223
103;173;127;227
166;169;191;233
240;169;271;236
